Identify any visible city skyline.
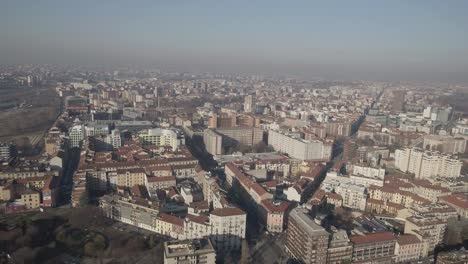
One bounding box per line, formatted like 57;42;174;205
2;0;468;82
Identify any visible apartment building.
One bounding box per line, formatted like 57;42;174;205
19;189;41;209
423;135;466;154
286;208;329;264
349;163;385;179
203;129;223;156
138;128;180;150
69;124;85;148
268;129;331;161
394;234;424;263
404;215;447;255
209;207;247;252
395;147;462;178
116;168;147;187
322;172;367;211
216;127;263;147
350;232;396;264
163;239;216;264
439;193;468;219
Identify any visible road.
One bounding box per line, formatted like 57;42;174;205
57;147;81;206
249;232;288;264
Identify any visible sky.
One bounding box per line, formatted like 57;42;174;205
1;0;468;82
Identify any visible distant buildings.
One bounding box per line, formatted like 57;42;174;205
0;143;13;162
394;234;424;263
244;95;254;113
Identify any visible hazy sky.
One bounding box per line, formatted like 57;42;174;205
2;0;468;81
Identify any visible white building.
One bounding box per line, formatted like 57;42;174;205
350;164;385;179
244;95;254;113
69;124;85;148
105;129;121;149
138;128;180;150
268;129;331;161
395;148;462;178
203;129;223;156
322;172;367;211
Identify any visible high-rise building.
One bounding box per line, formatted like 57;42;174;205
286;208;329;264
244;95;254;113
395;147;462;178
203;129;223;156
69;125;85;148
0;143;13;162
105;129;122;149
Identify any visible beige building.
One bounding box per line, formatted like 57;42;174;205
404;215;447;255
216;127;263;147
116;168;147;187
0;182;12;201
19;189;41;209
395;234;424;263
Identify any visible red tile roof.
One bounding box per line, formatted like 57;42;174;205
260;199;290;213
350;232;396;245
397;234;421;245
159;213;184;227
439;194;468;210
211;207;246;217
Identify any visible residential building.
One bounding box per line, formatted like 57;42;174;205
138;128;180;150
164;239;216;264
349;232;396;264
439;194;468;219
116;168;147;187
244;95;254;113
69;124;85;148
404;215;447;255
394;234;424;263
268;129;332;161
286;208;329;264
395;148;462;178
203;129;223;156
327;229;353;264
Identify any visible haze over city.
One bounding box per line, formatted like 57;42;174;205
2;0;468;82
1;1;468;264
